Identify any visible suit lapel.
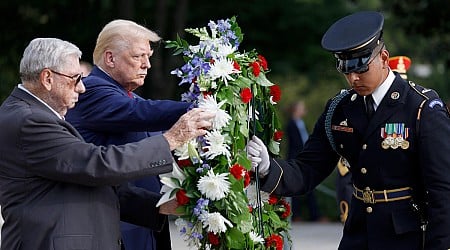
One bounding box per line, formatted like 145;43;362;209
364;76;409;140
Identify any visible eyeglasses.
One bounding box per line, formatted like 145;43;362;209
336;44;384;75
49;69;82;86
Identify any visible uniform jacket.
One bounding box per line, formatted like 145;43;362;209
0;87;174;250
66;66;190;250
262;74;450;250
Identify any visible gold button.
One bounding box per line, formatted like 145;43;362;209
362;144;367;150
366;207;373;213
361;168;367;174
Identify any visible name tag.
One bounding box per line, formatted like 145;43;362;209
332;125;353;133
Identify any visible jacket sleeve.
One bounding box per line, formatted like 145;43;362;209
261;111;339;196
74;84;190;133
419;97;450;249
20;112;174;186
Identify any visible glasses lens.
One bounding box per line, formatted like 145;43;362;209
336;54;371;74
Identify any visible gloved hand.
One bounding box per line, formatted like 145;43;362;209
246;136;270;178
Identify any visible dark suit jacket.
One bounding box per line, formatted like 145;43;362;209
0;87;175;250
66;66;190;250
286;119;306;160
262;74;450;249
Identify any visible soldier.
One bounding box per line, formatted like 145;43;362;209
247;11;450;249
336;55;413;224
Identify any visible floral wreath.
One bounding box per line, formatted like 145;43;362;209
157;17;291;250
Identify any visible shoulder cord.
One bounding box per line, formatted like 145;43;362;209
324;90;350;152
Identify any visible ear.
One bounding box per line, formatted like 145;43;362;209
104;51;115;68
381;49;390;68
40;69;53;91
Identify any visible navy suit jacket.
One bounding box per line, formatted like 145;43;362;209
66;66;190;250
0;87;174;250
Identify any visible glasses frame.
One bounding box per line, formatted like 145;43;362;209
49;69;82;86
339;44;385;75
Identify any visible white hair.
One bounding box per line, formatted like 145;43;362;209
19;38;82;82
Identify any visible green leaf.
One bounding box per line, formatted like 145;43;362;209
255;73;274;87
226;228;247;249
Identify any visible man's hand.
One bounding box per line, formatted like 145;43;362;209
246;136;270;178
163;108;214;150
159;199;182;215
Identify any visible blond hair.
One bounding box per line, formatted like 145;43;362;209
93;19;161;65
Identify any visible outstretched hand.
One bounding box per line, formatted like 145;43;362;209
163;108;215;150
246;136;270;178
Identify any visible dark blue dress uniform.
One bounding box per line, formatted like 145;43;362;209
260;11;450;250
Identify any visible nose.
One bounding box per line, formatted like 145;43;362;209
143;56;151;69
347;72;360;81
76;80;86;93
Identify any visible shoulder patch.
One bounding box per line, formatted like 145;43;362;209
428;99;444;109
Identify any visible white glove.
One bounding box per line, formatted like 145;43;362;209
246;136;270;178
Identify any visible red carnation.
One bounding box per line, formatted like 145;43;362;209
233;60;241;71
177;159;192;167
265;234;283;250
240;87;252;104
248;205;253;213
257;55;268;70
268;195;278;205
230;164;245;180
273;130;283;141
243;171;250;187
251;61;260;77
176;189;190;205
270;84;282;102
208;232;220;245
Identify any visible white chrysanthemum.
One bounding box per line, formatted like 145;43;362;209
199;211;233;234
197;169;230;200
249;231;265;244
198;95;231;130
246;183;270;208
202;130;231;160
212;43;237;58
208;57;236;85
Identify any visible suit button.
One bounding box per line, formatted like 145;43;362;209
366;207;373;213
340;144;344;149
362;144;367;150
361;168;367;174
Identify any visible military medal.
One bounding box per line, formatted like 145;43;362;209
381;123;410;150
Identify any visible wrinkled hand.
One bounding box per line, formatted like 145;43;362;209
246;136;270;178
159;199;182;215
163;108;215;150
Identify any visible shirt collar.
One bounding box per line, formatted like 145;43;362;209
371;70;395;110
18;84;64;120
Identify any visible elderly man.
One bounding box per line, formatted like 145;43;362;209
248;11;450;250
0;37;213;250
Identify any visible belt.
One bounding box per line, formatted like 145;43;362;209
353;185;412;204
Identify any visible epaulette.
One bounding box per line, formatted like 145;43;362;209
408;81;449;118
